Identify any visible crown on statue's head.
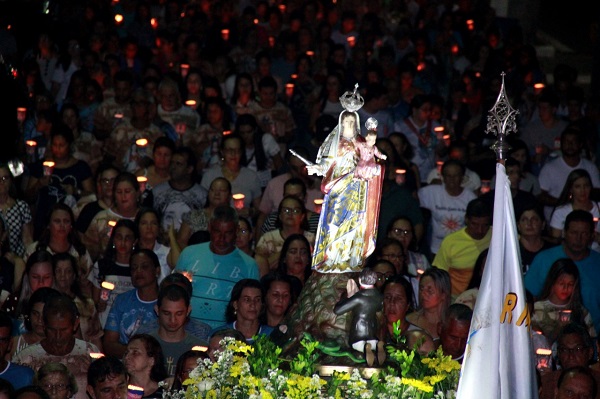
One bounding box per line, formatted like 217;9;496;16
365;117;378;131
339;83;364;113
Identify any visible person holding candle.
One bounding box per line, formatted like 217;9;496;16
122;334;167;398
86;355;128;399
135;137;175;192
83;172;141;261
105;88;165;173
532;258;595;346
92;70;135;141
87;219;138;327
134;208;170;283
200;134;262;219
156;77;199;145
26;128;95;236
193;97;233;170
230;72;258;118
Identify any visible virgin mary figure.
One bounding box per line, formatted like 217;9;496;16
306;84;384;273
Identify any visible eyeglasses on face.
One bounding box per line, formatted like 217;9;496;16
390;228;411;236
281;207;302;215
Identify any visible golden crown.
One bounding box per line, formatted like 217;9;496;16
339;83;364;113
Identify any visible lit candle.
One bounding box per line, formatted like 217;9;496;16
278;4;286;13
306;51;314;57
480;180;491;194
26;140;37;155
137;176;148;192
221;29;230;41
107;220;117;237
223;130;232;136
535;348;552;370
90;352;105;359
559;309;572;323
290;74;298;80
16;107;26;122
113;112;123;120
314;199;324;213
192;345;208;352
232;193;245;210
443;134;451;147
466;19;475;31
346;36;356;48
253;18;259;25
185;100;197;110
180;64;190;79
42;161;55;176
114;14;124;24
181;271;193;282
285;83;294;99
451;44;459;55
135;138;148;147
100;281;115;301
395;169;406;185
127;385;144;399
436;161;443;175
150;17;158;29
268;36;275;47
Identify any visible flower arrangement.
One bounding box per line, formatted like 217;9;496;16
164;325;461;399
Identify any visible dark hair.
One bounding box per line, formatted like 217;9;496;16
130;248;161;278
557;366;597;397
555;169;592;208
441;159;466;177
557;322;594;353
127;334;168;382
11;385;51;399
275;196;309;230
371;237;406;275
160;272;193;297
52;252;86;301
172;350;208;390
386;215;417;251
466;248;488;290
113;171;140;195
465;198;492;219
283;178;307;197
235;114;268;171
515;202;545;224
277;234;312;283
538;258;587;325
506;137;533;173
42;294;79;325
17;250;55;316
0;378;12;396
87;356;127;388
258;75;278;91
231;73;256;106
0;310;12;330
23;287;61;331
103;219;138;262
210;205;239;226
220;133;247;165
260;271;298;321
153;136;176;154
564;209;595;234
158;283;190;307
37;203;86;256
418;267;451;313
442;303;473;329
208;177;232;208
382;275;415;314
134;207;160;234
225;279;263;323
388;132;414;160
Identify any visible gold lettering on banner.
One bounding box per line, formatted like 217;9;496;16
500;292;531;330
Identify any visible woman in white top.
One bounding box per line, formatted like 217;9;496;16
549;169;600;246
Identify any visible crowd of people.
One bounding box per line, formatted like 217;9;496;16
0;0;600;398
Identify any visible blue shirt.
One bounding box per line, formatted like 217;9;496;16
0;362;34;389
175;243;260;328
105;289;157;344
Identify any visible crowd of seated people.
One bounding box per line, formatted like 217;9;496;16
0;0;599;396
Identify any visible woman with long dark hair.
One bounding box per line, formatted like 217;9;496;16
123;334;168;398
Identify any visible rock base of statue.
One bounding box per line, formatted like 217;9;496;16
286;271;359;349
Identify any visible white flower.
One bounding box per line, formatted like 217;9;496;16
196;379;215;391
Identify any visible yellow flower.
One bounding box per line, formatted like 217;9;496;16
401;377;434;393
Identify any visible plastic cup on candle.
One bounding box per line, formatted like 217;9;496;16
181;271;193;282
114;14;124;25
232;193;245;210
113;112;123;128
395;169;406;185
42;161;55;176
150;17;158;29
223;130;232;136
436;161;443;175
285;83;294;99
534;83;545;95
180;64;190;79
306;51;314;57
127;385;144;399
268;36;275;47
314;199;324;213
278;4;286;13
107;220;117;237
480;180;491;194
559;309;572;323
347;36;356;48
535;348;552;370
136;138;148;158
137;176;148;192
221;29;230;41
443;134;451;147
26;140;37;155
100;281;115;301
434;126;445;140
17;107;27;123
185;100;197;110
